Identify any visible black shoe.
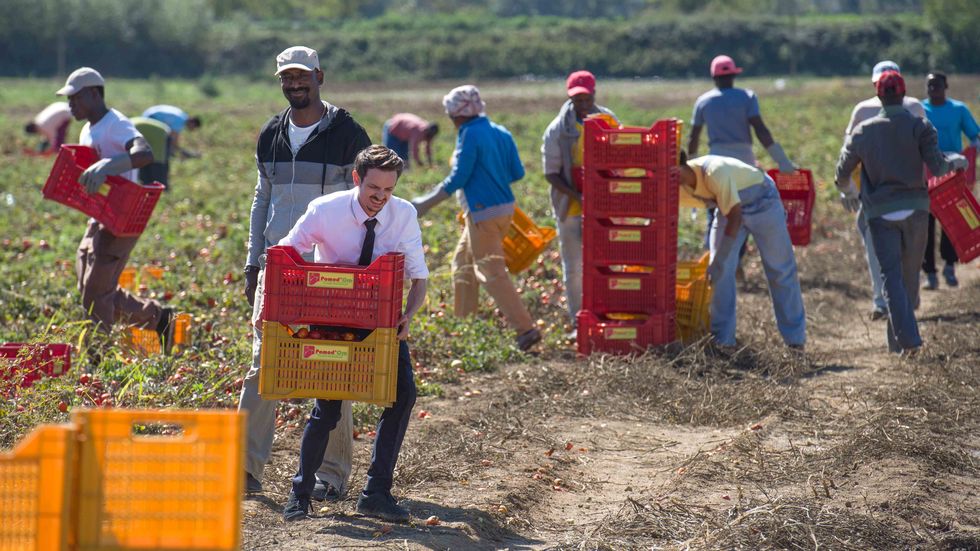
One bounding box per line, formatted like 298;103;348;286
312;479;343;502
155;307;176;355
516;328;542;352
356;492;410;523
869;309;887;321
245;472;263;494
283;492;311;521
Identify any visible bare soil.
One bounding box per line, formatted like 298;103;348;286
241;221;980;550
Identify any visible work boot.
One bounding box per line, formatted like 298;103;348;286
356;491;410;523
516;328;542;352
245;472;263;494
283;492;311;521
312;479;343;502
943;264;958;287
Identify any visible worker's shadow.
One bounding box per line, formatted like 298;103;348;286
312;499;543;550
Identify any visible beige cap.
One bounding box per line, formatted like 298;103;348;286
275;46;320;75
56;67;105;96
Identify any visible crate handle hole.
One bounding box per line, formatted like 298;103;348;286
131;422;186;438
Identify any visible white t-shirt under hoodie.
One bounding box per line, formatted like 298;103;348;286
78;108;142;182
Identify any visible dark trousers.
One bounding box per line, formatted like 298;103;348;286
138;162;170;189
921;214;958;273
868;211;929;353
292;340;416;498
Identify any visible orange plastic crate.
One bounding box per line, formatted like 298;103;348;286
0;424;77;551
259;322;398;406
768;169;815;247
122;314;192;355
929;169;980;263
503;207;557;274
675;254;712;342
72;409;245;551
117;266;165;291
42;146;164;237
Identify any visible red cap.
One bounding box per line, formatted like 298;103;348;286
566;70;596;97
710;55;743;77
875;70;906;96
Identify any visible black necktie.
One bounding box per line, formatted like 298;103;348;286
358;219;377;266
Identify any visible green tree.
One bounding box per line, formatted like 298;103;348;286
925;0;980;71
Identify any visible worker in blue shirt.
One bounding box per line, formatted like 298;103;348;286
921;72;980;289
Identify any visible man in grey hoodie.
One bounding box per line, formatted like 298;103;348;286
239;46;372;499
541;70;618;335
835;70;967;356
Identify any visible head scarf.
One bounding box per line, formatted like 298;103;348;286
442;85;486;118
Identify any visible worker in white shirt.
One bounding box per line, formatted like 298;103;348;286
24;101;72;153
280;145;427;523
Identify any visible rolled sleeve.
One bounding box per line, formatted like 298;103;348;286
399;212;429;280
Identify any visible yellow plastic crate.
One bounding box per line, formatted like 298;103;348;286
675;253;712;342
117;266;165;291
259;322;398;406
0;425;76;551
72;409;245;551
122;313;192;355
502;207;557;274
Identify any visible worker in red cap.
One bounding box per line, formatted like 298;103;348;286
541;70;619;337
835;70;967;356
688;55;797;275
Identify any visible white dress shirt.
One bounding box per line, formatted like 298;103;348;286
279;187;428;280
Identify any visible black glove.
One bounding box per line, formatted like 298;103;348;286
244;267;259;307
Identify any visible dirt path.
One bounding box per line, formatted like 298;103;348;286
242;228;980;550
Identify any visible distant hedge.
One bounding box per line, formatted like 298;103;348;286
0;5;966;80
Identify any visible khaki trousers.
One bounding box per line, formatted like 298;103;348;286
451;213;534;333
238;268;353;492
75;220;161;334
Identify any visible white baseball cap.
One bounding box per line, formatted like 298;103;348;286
275;46;320;76
871;60;900;83
56;67;105;96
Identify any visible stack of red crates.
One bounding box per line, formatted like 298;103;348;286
577;118;681;355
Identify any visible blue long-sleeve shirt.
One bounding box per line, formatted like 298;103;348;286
923;98;980;153
440;116;525;223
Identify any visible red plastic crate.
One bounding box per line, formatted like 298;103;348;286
767;169;815;247
0;343;72;388
927;147;976;188
581;265;675;314
576;310;675;355
929;169;980;263
584;118;681;170
42;145;164;237
261;245;404;329
582;218;678;267
582;168;680;220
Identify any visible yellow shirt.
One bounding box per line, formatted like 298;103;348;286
679;155;766;215
566;120;586;217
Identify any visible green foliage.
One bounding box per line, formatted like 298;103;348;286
925;0;980;72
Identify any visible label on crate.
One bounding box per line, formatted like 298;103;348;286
676;268;691;281
956;199;980;230
604;327;638;340
609;181;642;194
609;134;642;146
609;277;642;291
307;271;355;289
609;229;642;242
302;343;350;362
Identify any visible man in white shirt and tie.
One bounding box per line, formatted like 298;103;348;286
279;145;428;523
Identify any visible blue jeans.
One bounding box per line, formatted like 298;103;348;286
857;208;887;312
292;340;416;497
709;178;806;346
556;214;583;324
381;122;410;166
867;211;928;353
